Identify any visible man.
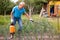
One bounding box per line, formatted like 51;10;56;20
10;2;33;39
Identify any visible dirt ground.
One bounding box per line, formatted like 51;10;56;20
0;35;60;40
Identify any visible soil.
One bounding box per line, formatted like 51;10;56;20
0;35;60;40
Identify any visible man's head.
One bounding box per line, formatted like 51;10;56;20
18;2;25;9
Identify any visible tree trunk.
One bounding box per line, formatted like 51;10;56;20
29;8;32;17
31;6;34;14
4;10;6;20
28;5;32;17
4;10;6;16
28;5;34;17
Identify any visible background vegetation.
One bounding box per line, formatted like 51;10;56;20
0;15;60;36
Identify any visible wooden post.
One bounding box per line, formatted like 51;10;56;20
47;4;50;16
54;4;57;15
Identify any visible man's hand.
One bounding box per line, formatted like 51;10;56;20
10;12;14;23
11;18;14;23
25;13;34;22
29;18;34;22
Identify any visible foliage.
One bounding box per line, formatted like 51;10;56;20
0;0;59;15
0;0;15;15
0;15;59;37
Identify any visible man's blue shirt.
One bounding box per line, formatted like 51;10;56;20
12;6;26;18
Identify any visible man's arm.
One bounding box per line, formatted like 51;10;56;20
23;8;33;21
10;12;14;23
25;13;31;20
11;7;15;18
25;13;33;22
10;12;13;18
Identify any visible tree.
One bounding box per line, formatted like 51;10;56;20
25;0;35;17
25;0;48;16
0;0;9;15
0;0;15;15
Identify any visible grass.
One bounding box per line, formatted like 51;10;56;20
0;15;60;39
